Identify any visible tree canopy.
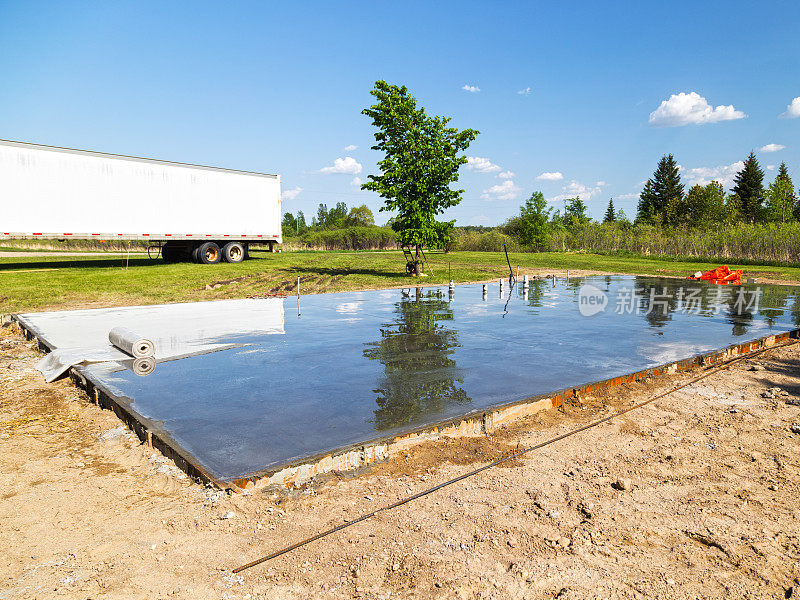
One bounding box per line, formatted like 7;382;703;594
344;204;376;227
517;191;552;248
765;162;796;222
361;80;478;274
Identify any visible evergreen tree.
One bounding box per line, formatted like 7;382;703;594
732;152;765;222
637;155;684;225
603;198;616;223
637;179;656;223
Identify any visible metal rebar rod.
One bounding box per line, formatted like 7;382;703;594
503;244;513;281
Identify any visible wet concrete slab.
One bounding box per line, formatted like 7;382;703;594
14;276;800;484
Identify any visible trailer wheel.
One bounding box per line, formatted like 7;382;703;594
222;242;245;263
197;242;221;265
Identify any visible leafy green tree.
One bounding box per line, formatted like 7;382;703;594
684;181;725;226
637;154;684;225
724;193;742;223
312;201;348;229
795;190;800;222
361;81;479;275
603;198;616;223
313;203;328;229
765;162;796;222
517;191;552;248
281;212;297;237
732;152;765;222
296;210;308;234
615;209;630;225
344;204;376;227
327;201;348;229
565;197;590;228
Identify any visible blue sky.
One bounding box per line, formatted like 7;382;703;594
1;1;799;225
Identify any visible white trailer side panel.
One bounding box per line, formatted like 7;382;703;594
0;140;282;242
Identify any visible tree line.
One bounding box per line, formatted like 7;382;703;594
493;151;798;253
281;201;376;236
636;153;797;226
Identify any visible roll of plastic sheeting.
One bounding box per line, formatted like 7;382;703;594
108;327;156;358
36;346;129;383
131;357;156;377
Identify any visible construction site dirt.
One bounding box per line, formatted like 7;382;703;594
2;320;799;599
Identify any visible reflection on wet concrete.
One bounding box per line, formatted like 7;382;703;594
21;276;800;481
363;289;469;430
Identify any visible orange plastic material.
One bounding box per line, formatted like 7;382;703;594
687;265;742;285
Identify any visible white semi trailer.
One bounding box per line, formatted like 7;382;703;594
0;139;282;263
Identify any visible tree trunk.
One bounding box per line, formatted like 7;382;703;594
414;244;422;275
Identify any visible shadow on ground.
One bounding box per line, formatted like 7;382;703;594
0;258;165;271
754;355;800;396
285;265;406;279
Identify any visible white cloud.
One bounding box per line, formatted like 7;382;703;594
596;180;607;187
617;192;640;200
648;92;746;127
767;165;776;171
759;143;784;153
547;180;602;204
680;161;744;188
350;176;363;187
281;186;303;201
481;180;521;201
466;156;502;173
780;97;800;118
497;170;515;179
517;87;532;96
320;156;362;175
468;215;491;225
536;171;564;181
343;144;358;152
462;84;480;93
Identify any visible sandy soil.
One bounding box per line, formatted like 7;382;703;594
1;323;799;600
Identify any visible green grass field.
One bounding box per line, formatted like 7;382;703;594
2;249;800;314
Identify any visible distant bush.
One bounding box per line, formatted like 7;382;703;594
450;229;521;252
549;221;800;263
448;221;800;264
299;226;399;250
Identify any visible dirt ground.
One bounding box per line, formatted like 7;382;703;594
1;323;800;600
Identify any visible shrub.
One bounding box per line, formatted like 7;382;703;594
300;226;398;250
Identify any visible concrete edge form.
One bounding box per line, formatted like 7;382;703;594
10;312;799;492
